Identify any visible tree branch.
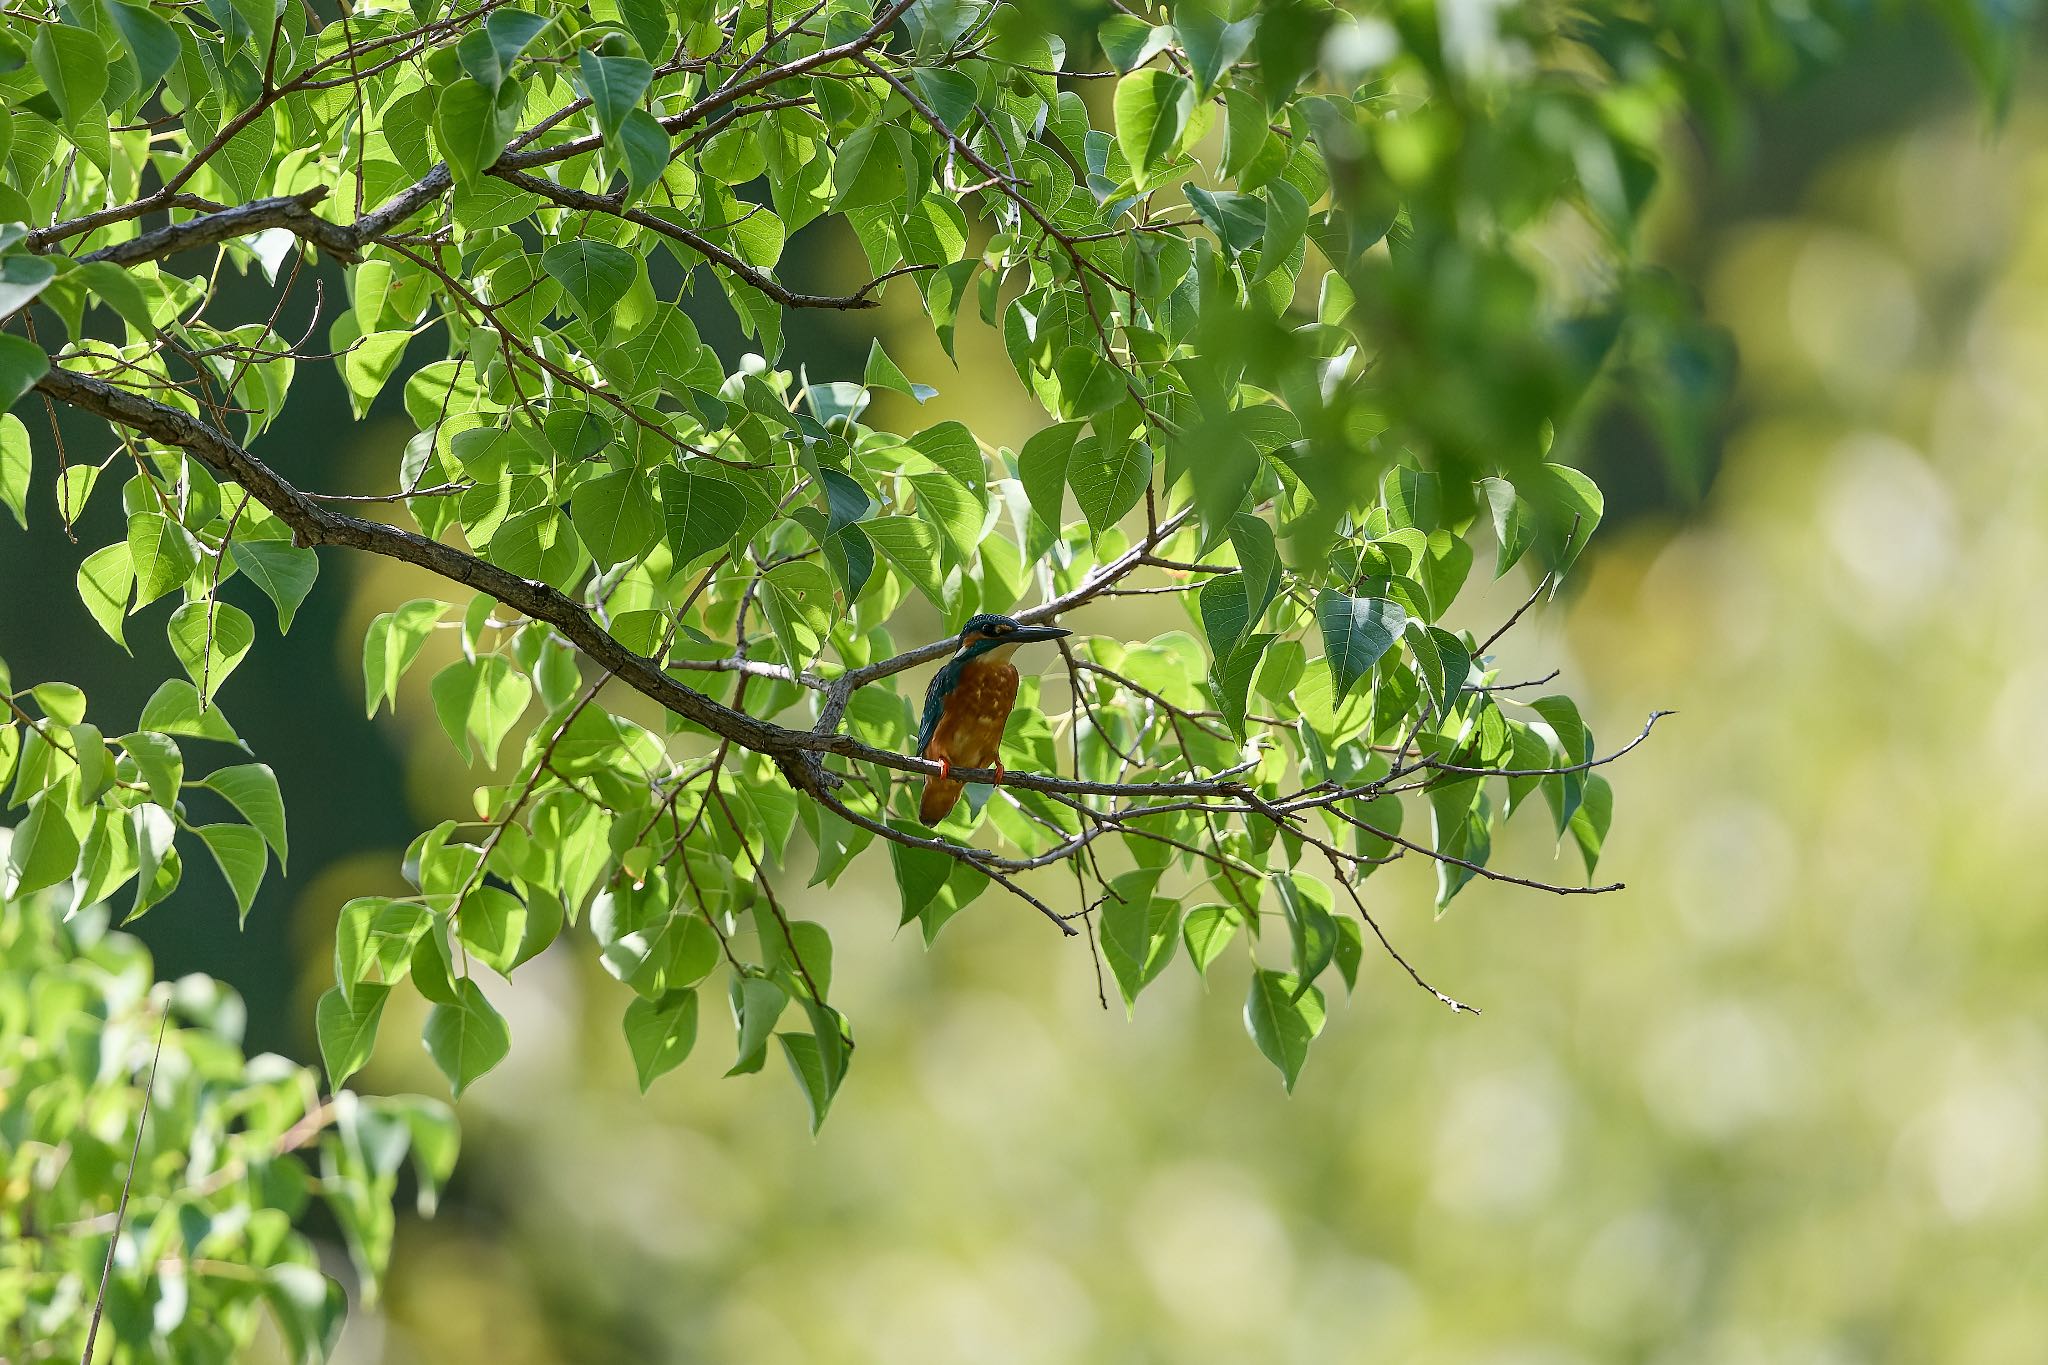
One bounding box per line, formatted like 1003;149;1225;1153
34;362;1647;951
31;187;363;267
490;168;883;310
36;365;782;752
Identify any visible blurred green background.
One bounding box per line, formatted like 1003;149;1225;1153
9;13;2047;1364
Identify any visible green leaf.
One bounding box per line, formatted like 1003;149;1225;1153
390;1094;461;1216
424;978;511;1097
485;8;553;71
1276;872;1337;985
1332;917;1363;993
1069;437;1151;536
30;22;106;126
138;680;245;746
197;822;266;924
66;722;105;799
128;802;178;919
1316;591;1405;701
1178;8;1257;95
1416;531;1473;619
1114;70;1195;187
337;897;432;1000
1100;15;1176;72
778;1024;847;1132
1529;695;1591;838
571;467;660;569
363;599;447;717
1406;622;1472;718
514;886;564;969
127;511;200;609
910;66;978;130
1481;476;1534;576
31;681;85;725
0;254;56;317
1244;969;1326;1093
829;123;906;211
435;75;524;186
457;28;504;90
410;915;462;1005
1534;463;1604;581
1185;184;1266;254
0;334;51;413
1257;180;1310;281
202;763;288;870
657;466;747;570
908;471;981;564
1570;773;1613;877
819;467;872;533
623;990;698;1091
263;1266;345;1363
1221;85;1269;179
615;107;671;202
229;540;319;632
4;788;80;898
0;413;28;526
862;515;945;610
864;339;937;403
887;829;954;921
109;2;180;94
726;975;787;1076
120;731;183;807
1182;905;1238;976
759;561;835;669
924;259;976;358
72;261;157;336
167;600;256;703
316;984;389;1086
1100;889;1180;1014
756;916;833;1000
76;543;133;649
456;886;526;975
616;0;668;64
430;655;532;766
577;49;652;142
1428;777;1488;910
1211;631;1273;739
1016;421;1081;532
1230;513;1280;620
1199;573;1251;662
341;330;412;418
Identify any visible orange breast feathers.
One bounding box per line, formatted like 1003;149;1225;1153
917;658;1019;823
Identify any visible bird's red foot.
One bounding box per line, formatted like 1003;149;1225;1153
935;757;951;781
992;762;1007;786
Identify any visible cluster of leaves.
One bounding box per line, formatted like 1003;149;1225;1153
0;0;2018;1183
0;883;454;1363
2;659;286;925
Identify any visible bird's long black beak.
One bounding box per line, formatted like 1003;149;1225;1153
1009;625;1072;644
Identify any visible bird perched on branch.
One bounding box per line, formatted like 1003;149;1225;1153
916;613;1071;825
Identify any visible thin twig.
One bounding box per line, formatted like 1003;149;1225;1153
84;1009;169;1365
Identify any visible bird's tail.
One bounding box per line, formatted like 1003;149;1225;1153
919;775;965;825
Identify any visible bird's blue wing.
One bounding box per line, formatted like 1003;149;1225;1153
916;659;959;755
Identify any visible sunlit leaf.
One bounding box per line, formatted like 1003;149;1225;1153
423;978;512;1097
1244;969;1326;1093
317;984;389;1086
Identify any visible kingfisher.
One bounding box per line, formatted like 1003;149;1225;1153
915;613;1072;824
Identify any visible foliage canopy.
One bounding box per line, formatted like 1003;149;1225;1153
0;0;2019;1354
2;889;451;1361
